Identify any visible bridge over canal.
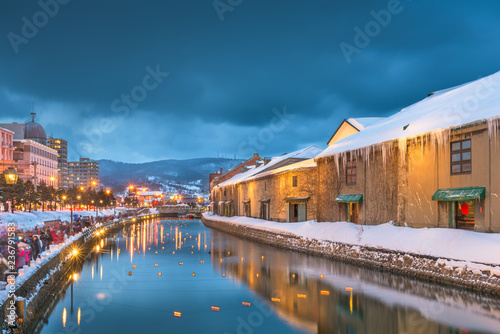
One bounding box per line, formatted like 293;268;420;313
158;205;205;218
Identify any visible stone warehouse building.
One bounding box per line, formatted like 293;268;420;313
211;146;322;222
211;71;500;232
209;153;265;191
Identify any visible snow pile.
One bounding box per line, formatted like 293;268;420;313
318;71;500;159
0;209;116;232
203;213;500;266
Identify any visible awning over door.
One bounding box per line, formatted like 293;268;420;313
258;199;270;202
242;200;250;203
283;197;310;202
432;187;485;201
335;194;363;203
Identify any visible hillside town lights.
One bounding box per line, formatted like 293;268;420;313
3;167;19;184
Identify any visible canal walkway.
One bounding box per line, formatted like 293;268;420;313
202;213;500;295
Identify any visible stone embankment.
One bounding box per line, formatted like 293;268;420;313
202;215;500;295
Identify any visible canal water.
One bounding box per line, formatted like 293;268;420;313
34;218;500;334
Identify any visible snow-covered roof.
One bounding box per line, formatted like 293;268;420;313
219;146;323;186
346;117;385;130
252;158;316;180
318;71;500;158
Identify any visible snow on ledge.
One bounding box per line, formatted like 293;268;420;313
202;213;500;266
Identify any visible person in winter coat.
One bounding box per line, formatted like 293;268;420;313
40;232;48;251
50;228;58;245
47;229;53;246
0;253;9;281
16;244;25;270
31;235;41;260
24;247;30;266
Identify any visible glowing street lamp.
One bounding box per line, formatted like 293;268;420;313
91;181;97;187
3;167;19;185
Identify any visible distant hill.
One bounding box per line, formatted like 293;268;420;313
98;158;244;196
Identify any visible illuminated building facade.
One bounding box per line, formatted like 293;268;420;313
68;157;100;189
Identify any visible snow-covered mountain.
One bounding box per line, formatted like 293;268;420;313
98;158;243;196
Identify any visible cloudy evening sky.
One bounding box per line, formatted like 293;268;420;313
1;0;500;163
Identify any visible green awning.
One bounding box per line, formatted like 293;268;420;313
335;194;363;203
432;187;485;201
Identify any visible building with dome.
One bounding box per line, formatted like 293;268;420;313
0;113;58;188
24;112;48;145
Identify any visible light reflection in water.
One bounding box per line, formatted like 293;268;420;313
210;230;500;334
62;307;67;328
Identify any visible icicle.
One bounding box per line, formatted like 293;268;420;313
381;143;385;168
397;137;407;164
335;153;340;179
364;146;371;167
487;116;500;147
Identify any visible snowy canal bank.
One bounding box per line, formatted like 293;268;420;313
202;213;500;294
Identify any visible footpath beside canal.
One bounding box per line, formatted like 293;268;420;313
202;213;500;295
0;214;158;333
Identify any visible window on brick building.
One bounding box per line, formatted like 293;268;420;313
346;161;357;185
451;139;471;175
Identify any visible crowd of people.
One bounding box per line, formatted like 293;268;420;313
0;211;136;282
0;214;117;281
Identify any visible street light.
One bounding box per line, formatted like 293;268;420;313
3;167;19;185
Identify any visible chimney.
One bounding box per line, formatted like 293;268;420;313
220;168;223;174
253;153;259;158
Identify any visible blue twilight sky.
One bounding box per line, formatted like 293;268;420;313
0;0;500;163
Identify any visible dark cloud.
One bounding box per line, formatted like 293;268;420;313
1;0;500;162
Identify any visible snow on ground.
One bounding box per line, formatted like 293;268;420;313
0;209;117;232
203;213;500;266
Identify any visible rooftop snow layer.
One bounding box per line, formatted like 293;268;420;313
220;146;323;186
347;117;385;130
252;158;317;180
318;71;500;158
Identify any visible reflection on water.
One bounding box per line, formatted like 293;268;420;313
210;230;500;334
32;219;500;334
34;220;307;334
